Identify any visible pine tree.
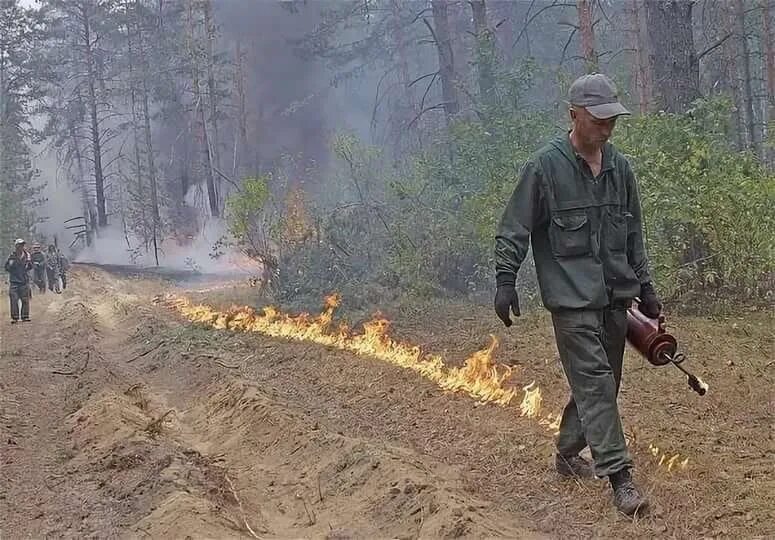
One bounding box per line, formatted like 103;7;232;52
0;0;47;245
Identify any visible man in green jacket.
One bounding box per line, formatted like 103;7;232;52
494;73;661;516
5;238;33;323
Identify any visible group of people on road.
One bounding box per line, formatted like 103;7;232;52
4;238;69;323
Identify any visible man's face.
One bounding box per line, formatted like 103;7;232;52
15;243;25;254
570;106;617;147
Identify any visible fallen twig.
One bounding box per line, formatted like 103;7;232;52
215;359;239;369
128;341;165;363
144;409;175;437
225;474;263;539
51;352;90;376
299;494;316;526
78;351;90;374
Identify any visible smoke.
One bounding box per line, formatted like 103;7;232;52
25;0;378;271
30;132;82;247
73;218;259;275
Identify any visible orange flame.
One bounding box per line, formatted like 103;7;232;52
648;443;690;472
520;381;542;418
164;294;517;406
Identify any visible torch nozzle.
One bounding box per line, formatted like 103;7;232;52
659;352;708;396
687;374;708;396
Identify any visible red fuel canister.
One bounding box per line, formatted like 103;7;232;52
625;305;677;366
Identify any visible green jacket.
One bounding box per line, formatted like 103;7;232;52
495;134;651;311
5;252;33;286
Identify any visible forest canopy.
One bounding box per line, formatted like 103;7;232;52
1;0;773;307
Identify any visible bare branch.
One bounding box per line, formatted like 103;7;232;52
696;32;733;63
212;165;242;192
370;66;398;131
419;71;439;112
411;7;433;24
513;1;576;50
422;17;440;50
558;27;578;67
408;103;449;128
408;70;439;88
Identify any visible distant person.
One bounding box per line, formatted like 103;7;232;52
5;239;33;323
494;73;661;516
46;244;61;293
58;250;69;290
30;242;47;293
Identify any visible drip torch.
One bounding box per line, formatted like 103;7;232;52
626;303;708;396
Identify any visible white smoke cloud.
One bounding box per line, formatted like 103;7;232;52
30;138;83;248
73;218;259;275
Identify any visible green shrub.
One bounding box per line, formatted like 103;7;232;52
615;97;775;299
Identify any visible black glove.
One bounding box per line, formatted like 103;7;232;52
638;282;662;319
494;274;520;327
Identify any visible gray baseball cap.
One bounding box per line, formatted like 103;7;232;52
568;73;630;119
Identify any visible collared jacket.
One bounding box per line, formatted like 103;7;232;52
495;134;651;311
5;252;33;286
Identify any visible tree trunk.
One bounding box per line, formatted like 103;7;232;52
764;0;774;164
80;1;107;227
136;0;161;264
765;0;775;107
0;50;6;197
200;89;219;217
391;0;415;114
430;0;459;119
719;2;746;151
390;0;418;151
735;0;758;153
233;41;248;179
186;1;219;217
67;110;95;244
630;0;652;113
645;0;700;113
125;1;149;248
203;0;221;204
470;0;496;108
576;0;598;73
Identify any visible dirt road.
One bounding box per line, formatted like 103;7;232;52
1;266;773;538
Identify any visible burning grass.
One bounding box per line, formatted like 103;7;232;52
163;293;521;407
160;292;691;473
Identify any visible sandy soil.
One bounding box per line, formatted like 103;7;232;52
0;265;772;539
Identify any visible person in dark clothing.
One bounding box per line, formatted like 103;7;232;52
494;73;661;516
46;244;61;293
5;239;33;323
58;251;69;290
30;242;47;293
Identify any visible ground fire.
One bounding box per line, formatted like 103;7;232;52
161;291;691;473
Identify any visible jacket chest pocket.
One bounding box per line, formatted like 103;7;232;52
549;213;591;257
606;210;630;252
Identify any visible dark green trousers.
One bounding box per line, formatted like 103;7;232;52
9;284;30;321
551;307;632;477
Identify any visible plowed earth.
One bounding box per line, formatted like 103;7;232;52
1;266;772;539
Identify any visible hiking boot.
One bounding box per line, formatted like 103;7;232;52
555;453;595;479
10;319;18;324
610;469;649;516
22;318;31;322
